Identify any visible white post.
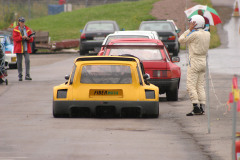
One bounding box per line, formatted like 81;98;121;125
206;54;211;134
232;101;237;160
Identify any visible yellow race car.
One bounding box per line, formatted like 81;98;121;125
53;56;159;118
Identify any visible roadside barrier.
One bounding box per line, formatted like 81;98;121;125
226;75;240;160
228;75;240;111
236;132;240;160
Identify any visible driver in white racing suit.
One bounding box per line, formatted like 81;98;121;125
178;15;211;116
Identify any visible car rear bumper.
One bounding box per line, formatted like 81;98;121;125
5;54;17;65
162;41;178;51
53;100;159;118
80;41;103;50
148;78;179;94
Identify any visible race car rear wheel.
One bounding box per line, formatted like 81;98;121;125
53;108;68;118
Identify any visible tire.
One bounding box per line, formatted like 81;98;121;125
172;50;179;57
9;63;17;69
79;49;88;56
166;86;178;101
143;113;159;118
150;113;159;118
53;107;68;118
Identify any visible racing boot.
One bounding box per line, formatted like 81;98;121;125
186;103;202;116
200;104;205;114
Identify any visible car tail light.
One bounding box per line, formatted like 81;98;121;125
153;70;161;77
57;89;67;98
80;33;86;39
145;90;155;99
5;51;11;54
168;36;176;40
153;70;172;78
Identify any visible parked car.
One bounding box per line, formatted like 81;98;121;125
53;56;159;118
0;33;17;69
100;38;181;101
79;20;120;56
139;20;180;57
98;30;159;55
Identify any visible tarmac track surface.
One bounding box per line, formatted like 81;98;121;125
0;0;240;159
0;53;212;160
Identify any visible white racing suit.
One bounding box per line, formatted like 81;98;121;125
179;29;210;105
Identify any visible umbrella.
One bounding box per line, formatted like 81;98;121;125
184;5;222;25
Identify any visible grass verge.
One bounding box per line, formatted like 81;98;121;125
27;0;158;41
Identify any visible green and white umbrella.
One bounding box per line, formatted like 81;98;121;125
184;5;222;25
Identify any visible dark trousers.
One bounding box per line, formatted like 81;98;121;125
16;52;30;78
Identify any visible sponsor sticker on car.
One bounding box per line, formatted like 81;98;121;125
89;89;123;97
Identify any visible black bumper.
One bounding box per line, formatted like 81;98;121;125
162;41;178;52
148;78;179;94
53;100;159;118
80;41;103;50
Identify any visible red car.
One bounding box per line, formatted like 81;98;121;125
98;38;181;101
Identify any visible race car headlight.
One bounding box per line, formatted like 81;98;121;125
145;90;155;99
57;89;67;98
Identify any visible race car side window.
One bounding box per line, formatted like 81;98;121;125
69;64;76;85
137;65;143;85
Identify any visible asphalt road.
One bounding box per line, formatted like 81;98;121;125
0;46;239;160
0;52;211;160
0;1;240;160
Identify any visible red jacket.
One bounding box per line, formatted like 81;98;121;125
12;25;33;54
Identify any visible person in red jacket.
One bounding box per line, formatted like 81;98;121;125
12;17;33;81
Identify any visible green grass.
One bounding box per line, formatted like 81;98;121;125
2;0;220;48
26;0;158;41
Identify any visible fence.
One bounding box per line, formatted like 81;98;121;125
0;0;138;28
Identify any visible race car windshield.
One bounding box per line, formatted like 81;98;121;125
80;65;132;84
109;48;162;61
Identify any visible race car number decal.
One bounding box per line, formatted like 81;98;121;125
89;89;123;97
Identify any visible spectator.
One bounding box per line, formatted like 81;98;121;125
12;17;33;81
178;15;210;116
198;10;210;32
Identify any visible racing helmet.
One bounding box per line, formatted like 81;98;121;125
189;15;205;29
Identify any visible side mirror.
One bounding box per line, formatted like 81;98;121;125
65;75;70;80
143;73;150;80
171;56;180;63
